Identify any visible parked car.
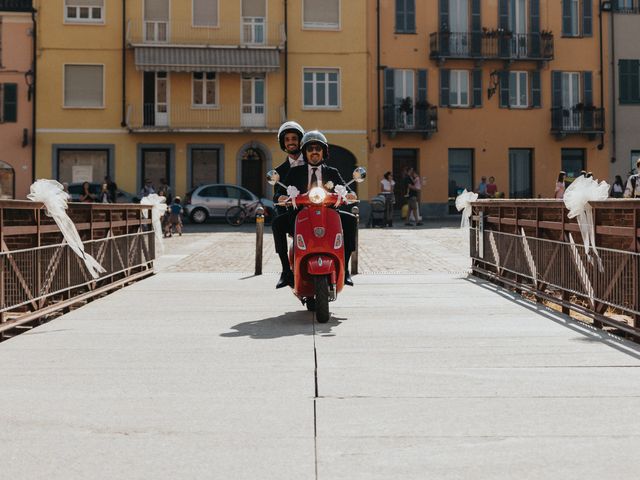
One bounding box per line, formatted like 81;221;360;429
184;184;274;224
67;182;139;203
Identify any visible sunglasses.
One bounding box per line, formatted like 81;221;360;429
305;145;323;152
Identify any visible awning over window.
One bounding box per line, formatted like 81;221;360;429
134;47;280;73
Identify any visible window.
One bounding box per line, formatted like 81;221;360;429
192;72;217;107
64;65;104;107
65;0;104;23
562;0;592;37
227;186;253;201
303;69;340;108
199;185;226;197
145;0;169;42
396;0;415;33
0;83;18;123
57;149;109;183
561;148;585;180
619;60;640;104
190;148;220;188
303;0;340;29
193;0;218;27
509;71;528;108
450;70;469;107
242;0;266;43
0;161;14;199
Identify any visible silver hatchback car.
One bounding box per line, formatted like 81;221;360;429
184;184;274;224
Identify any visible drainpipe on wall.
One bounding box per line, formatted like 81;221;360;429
284;0;288;118
375;0;381;148
121;0;127;127
597;2;605;151
609;6;617;165
30;6;37;183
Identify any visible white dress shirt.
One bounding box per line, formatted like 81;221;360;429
288;153;304;168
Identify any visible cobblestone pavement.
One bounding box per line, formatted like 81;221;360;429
158;219;471;275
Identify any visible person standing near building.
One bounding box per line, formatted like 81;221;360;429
610;175;625;198
555;171;566;199
477;176;488;198
624;159;640;198
404;168;421;226
486;176;498;197
380;171;395;227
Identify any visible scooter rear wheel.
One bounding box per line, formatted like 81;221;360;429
314;276;330;323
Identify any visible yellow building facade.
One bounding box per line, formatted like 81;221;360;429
367;0;611;215
34;0;369;205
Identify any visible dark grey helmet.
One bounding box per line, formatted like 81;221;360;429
277;121;305;153
300;130;329;161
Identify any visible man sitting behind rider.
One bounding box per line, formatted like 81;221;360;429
277;130;358;287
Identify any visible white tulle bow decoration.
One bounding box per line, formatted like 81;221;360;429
27;179;106;279
455;190;479;228
563;175;609;256
334;185;348;207
286;185;300;209
140;194;166;253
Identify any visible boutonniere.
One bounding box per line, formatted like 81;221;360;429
324;181;334;190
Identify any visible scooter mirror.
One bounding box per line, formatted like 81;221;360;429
352;167;367;183
266;170;280;186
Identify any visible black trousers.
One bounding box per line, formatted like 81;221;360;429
272;209;356;267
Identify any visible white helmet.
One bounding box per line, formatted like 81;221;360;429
277;121;305;153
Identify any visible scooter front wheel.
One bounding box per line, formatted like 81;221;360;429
314;276;330;323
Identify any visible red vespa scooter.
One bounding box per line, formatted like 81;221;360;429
268;167;366;323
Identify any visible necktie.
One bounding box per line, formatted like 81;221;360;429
310;167;318;188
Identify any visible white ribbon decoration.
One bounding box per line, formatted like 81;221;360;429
140;194;167;253
286;185;300;209
455;189;479;228
334;185;348;207
563;175;609;257
27;179;106;279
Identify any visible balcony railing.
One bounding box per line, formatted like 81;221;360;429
127;19;285;48
127;103;284;132
429;31;554;61
550;107;605;135
0;0;32;11
382;104;438;135
614;1;640;13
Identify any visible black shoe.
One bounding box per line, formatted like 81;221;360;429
276;270;293;289
344;271;354;286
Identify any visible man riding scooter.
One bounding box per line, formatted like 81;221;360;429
278;130;358;287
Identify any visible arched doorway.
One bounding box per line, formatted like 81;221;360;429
0;161;15;199
238;145;267;197
327;145;357;193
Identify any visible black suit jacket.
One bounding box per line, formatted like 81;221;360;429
283;163;352;196
273;157;293;202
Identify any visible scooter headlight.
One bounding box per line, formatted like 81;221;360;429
308;187;327;205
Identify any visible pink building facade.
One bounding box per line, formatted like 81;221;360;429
0;1;34;199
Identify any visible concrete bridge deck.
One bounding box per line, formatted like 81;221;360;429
1;224;640;479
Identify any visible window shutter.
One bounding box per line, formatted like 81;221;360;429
396;0;405;32
562;0;572;36
242;0;266;17
406;0;415;33
499;71;510;108
194;0;218;26
552;71;563;108
631;60;640;103
304;0;339;26
529;0;541;58
145;0;169;21
471;0;481;57
384;68;395;106
439;0;449;30
472;69;482;107
498;0;509;57
582;0;592;37
583;71;593;106
3;83;18;123
531;71;541;108
619;60;631;103
440;69;450;107
417;69;428;127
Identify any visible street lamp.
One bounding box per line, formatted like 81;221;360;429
24;69;34;101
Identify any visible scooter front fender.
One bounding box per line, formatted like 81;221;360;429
306;256;336;278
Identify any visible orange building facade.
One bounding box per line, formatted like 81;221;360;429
0;0;34;199
367;0;611;216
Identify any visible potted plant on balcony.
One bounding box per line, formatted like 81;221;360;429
540;30;553;40
399;97;413;115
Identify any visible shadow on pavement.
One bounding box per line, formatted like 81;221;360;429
220;311;345;339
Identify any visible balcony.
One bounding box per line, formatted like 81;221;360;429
127;19;285;49
0;0;32;11
550;107;605;137
126;103;284;133
429;31;554;62
382;104;438;137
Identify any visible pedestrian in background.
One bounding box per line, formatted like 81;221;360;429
555;171;566;199
139;178;155;198
99;183;110;203
477;176;488;198
80;182;95;203
164;197;183;237
610;175;625;198
486;176;497;197
380;171;395;227
405;167;422;226
104;176;117;203
624;158;640;198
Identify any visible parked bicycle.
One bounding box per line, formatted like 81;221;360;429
225;198;266;226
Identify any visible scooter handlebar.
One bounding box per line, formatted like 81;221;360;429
276;191;358;207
